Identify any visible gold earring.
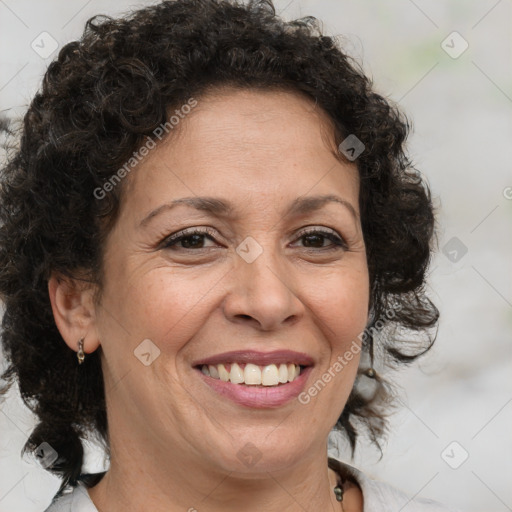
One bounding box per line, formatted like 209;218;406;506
77;337;85;365
365;336;377;379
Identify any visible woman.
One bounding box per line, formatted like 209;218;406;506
0;1;457;510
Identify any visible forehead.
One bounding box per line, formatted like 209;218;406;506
178;87;340;156
121;87;359;217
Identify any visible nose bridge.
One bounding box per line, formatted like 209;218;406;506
224;235;303;330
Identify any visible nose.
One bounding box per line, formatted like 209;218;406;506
222;249;305;331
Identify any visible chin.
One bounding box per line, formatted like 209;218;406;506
203;428;313;476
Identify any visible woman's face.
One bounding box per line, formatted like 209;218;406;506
93;88;369;474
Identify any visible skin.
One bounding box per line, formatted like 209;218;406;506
49;87;368;512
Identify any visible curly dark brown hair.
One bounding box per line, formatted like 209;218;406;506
0;0;439;499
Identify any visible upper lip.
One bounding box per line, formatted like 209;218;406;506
192;350;314;367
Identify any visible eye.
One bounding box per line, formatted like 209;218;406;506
291;227;348;251
161;227;219;250
160;226;347;252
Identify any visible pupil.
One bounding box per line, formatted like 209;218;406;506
183;234;203;248
304;234;323;247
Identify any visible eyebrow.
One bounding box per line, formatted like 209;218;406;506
139;194;358;227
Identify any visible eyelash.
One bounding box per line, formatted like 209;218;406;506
161;226;347;251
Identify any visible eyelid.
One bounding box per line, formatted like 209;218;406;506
173;226;217;238
293;225;341;239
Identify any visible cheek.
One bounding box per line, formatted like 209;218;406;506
308;266;369;344
106;266;224;349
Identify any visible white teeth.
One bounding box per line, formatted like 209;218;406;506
278;363;288;383
261;364;279;386
218;363;230;382
200;362;302;386
244;364;262;385
230;363;244;384
287;363;296;382
208;365;219;379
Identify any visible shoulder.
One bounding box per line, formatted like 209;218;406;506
43;481;99;512
328;457;462;512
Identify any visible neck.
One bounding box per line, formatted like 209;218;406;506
87;441;343;512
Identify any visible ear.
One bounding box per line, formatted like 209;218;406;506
48;272;101;356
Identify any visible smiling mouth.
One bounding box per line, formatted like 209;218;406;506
195;362;305;386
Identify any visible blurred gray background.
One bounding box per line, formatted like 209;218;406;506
1;1;511;511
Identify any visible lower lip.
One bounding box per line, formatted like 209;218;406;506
196;366;313;409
